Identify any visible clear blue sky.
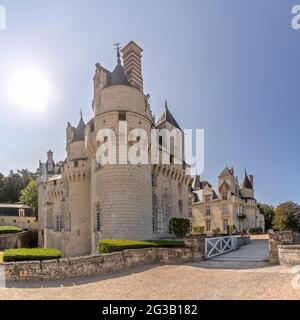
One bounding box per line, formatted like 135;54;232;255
0;0;299;206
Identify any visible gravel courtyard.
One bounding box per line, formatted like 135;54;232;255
1;236;300;300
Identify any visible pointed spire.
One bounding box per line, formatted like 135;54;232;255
156;101;182;131
71;111;86;142
111;43;130;85
241;169;253;189
114;42;121;65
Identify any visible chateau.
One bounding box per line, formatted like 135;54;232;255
191;167;265;234
37;41;191;257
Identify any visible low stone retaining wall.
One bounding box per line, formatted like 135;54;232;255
0;231;37;250
278;245;300;266
2;247;202;281
237;236;250;247
269;231;300;264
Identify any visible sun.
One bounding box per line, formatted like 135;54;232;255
8;68;50;112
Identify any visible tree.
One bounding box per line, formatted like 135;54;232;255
169;218;191;238
19;180;38;216
273;201;300;231
258;203;275;230
0;169;38;204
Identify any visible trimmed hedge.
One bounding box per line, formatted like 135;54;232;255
3;248;62;262
98;239;185;254
0;226;22;235
249;227;264;235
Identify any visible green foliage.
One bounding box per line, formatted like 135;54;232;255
169;218;191;238
228;225;236;234
192;225;205;234
0;169;38;204
273;201;300;231
258;203;275;230
20;180;38;216
98;239;185;254
0;226;22;234
249;227;263;235
3;248;62;262
212;228;222;236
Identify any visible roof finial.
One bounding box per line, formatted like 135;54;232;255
114;42;121;65
79;109;83;119
165;99;168;110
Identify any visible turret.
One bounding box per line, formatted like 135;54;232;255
86;41;154;244
240;170;254;198
66;111;87;161
46;150;55;174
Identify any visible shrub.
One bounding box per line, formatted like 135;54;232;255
228;225;236;234
192;225;205;235
212;228;222;236
169;218;191;238
249;227;263;235
98;239;185;254
3;248;62;262
0;226;22;235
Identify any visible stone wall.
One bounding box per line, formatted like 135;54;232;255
278;245;300;266
0;231;37;250
269;231;300;264
2;245;203;281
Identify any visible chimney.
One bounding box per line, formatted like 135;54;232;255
249;175;254;188
121;41;143;91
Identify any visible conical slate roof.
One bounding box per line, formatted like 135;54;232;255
72;113;86;142
241;170;253;189
111;63;129;85
156;102;182;131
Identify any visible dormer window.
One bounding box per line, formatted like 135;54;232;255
222;192;228;201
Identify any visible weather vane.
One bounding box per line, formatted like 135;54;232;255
114;42;121;64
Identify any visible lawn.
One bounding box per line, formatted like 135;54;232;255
0;252;3;263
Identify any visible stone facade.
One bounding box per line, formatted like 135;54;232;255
191;167;265;235
37;41;191;257
0;204;37;230
2;246;202;281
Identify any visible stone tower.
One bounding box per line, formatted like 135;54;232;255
86;41;153;249
38;41;191;257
